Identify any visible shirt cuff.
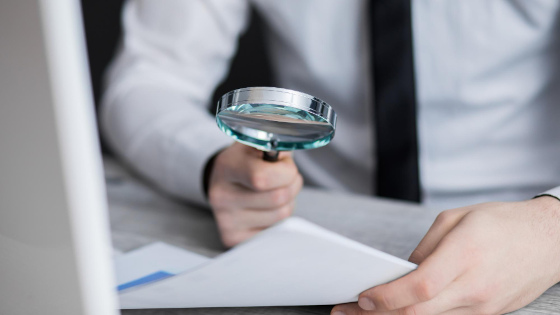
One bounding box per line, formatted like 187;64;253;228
169;123;232;207
534;186;560;203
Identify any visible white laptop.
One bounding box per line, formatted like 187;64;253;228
0;1;118;314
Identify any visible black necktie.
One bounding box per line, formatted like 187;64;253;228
370;0;421;202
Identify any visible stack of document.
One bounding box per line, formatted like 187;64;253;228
115;217;416;309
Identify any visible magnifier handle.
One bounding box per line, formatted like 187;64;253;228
263;150;280;162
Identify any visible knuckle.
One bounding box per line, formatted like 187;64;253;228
270;189;288;207
434;210;455;226
277;204;294;220
270;188;290;207
413;279;437;301
369;287;396;310
401;305;420;315
378;291;396;310
465;283;496;305
249;171;269;191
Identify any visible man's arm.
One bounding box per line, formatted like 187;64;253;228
101;0;303;246
101;0;250;206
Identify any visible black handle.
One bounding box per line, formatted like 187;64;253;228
262;150;279;162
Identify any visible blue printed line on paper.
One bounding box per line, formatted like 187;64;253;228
117;270;174;291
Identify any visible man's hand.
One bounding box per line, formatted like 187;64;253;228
208;142;303;247
332;197;560;315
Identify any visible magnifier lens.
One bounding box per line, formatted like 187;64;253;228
216;87;337;153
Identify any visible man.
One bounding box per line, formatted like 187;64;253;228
101;1;560;314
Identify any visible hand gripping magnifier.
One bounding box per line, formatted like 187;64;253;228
216;87;337;161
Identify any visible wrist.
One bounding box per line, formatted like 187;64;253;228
531;195;560;213
529;195;560;282
202;150;224;199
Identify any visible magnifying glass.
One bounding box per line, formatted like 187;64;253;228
216;87;337;161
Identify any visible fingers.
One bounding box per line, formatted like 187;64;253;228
396;281;469;315
216;204;295;247
335;201;555;315
223;145;299;191
234;201;295;230
358;236;469;312
208;143;303;247
409;208;470;264
217;228;263;248
332;282;469;315
228;174;303;209
213;189;299;247
350;209;470;313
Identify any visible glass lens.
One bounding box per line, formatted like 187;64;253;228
216;103;335;151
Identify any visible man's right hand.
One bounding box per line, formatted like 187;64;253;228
208;142;303;247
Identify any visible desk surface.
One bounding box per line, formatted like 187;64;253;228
104;158;560;315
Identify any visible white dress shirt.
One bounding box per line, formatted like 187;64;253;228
101;0;560;210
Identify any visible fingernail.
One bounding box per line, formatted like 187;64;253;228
358;296;376;311
332;311;346;315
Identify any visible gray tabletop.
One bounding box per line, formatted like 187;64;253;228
104;157;560;315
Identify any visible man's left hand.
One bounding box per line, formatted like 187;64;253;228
332;197;560;315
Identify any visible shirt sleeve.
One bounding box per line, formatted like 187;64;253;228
100;0;250;206
535;187;560;202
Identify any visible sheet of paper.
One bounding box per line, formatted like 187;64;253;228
119;217;416;309
114;242;210;292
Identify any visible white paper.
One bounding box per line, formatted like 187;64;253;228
119;217;416;309
115;242;210;292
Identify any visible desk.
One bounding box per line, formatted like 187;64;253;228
104;158;560;315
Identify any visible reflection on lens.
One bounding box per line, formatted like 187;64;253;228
216;103;334;151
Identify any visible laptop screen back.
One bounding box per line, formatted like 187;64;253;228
0;1;118;314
